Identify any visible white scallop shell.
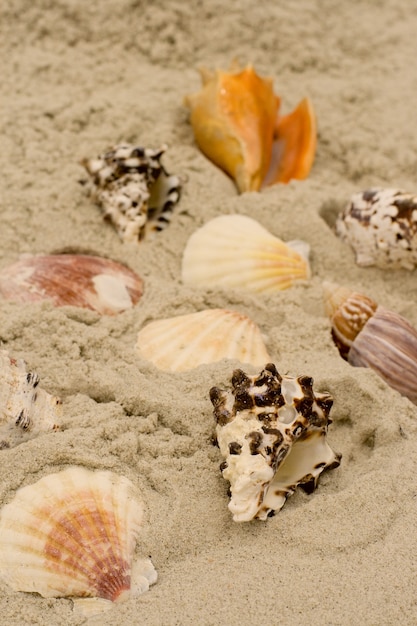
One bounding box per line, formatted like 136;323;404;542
136;308;271;372
0;467;157;612
336;188;417;269
82;143;182;243
181;214;310;293
0;350;62;450
210;364;340;522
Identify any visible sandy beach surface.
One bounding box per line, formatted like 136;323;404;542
1;1;417;624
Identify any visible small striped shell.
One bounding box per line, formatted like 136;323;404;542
181;214;310;293
0;350;62;450
0;467;157;611
0;254;144;315
135;308;271;371
324;282;417;405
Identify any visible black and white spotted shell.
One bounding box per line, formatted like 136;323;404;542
82;143;182;243
210;363;340;522
336;188;417;270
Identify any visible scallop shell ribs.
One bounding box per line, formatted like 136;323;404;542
0;350;61;449
0;467;157;608
0;254;144;315
136;308;271;371
210;364;340;522
82;143;182;242
336;188;417;270
182;214;310;293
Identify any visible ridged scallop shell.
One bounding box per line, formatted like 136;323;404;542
82;143;182;242
0;350;62;450
336;188;417;270
184;63;316;193
0;254;144;315
324;282;417;405
136;308;271;372
210;364;340;522
0;467;157;613
181;214;310;293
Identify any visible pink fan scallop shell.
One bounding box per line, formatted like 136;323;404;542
0;254;144;315
0;467;157;613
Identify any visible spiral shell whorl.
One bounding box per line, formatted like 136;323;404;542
323;283;378;360
325;282;417;405
349;306;417;405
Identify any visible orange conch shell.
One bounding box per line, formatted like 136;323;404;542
184;63;317;193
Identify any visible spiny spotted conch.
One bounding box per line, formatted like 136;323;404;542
210;363;340;522
0;254;144;315
0;350;62;449
335;188;417;270
324;282;417;405
181;214;310;293
135;308;271;371
81;143;182;242
0;467;157;616
184;62;317;193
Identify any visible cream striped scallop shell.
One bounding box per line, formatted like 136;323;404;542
0;467;157;616
135;308;271;371
181;214;310;293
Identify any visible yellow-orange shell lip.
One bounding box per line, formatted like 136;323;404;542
262;97;317;187
185;62;317;193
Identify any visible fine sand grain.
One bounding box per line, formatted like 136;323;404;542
1;1;417;624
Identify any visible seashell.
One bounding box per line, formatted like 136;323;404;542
0;350;62;450
324;282;417;405
335;188;417;270
0;467;157;614
0;254;144;315
81;143;182;242
181;214;310;293
184;63;316;193
135;308;271;372
210;363;340;522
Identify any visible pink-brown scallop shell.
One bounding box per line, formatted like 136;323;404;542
0;254;144;315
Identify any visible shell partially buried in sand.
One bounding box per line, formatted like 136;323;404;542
82;143;183;242
136;308;271;371
185;63;316;193
210;364;340;522
182;214;310;293
0;350;62;450
0;467;157;615
0;254;144;315
323;281;417;405
335;188;417;270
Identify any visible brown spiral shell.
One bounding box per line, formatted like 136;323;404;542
324;282;417;405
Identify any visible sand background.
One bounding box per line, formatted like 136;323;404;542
1;0;417;624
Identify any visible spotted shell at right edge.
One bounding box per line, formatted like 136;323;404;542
0;467;157;616
336;188;417;269
0;350;62;450
136;308;271;371
0;254;144;315
182;214;310;293
210;364;341;522
81;143;183;243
